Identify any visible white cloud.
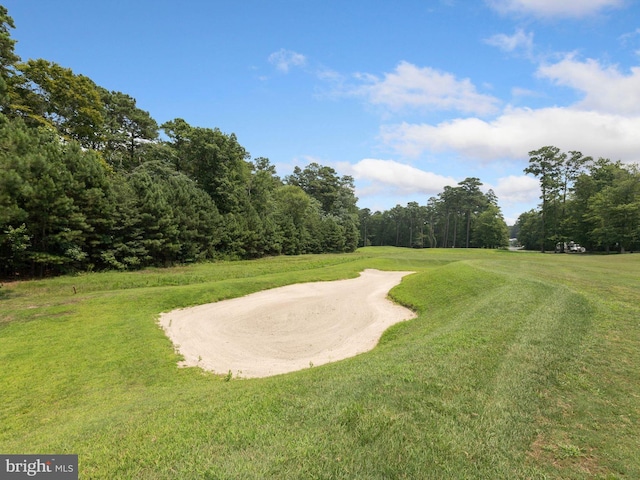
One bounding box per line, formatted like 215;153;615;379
486;0;624;17
538;56;640;114
484;175;541;224
485;28;534;56
511;87;540;98
491;175;540;204
316;67;344;83
268;49;307;73
340;158;458;197
619;28;640;47
354;61;500;115
380;107;640;163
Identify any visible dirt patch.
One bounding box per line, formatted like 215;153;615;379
158;269;416;378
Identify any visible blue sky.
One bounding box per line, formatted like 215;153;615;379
5;0;640;224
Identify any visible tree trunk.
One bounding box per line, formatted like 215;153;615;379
452;215;457;248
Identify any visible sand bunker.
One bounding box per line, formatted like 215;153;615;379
158;269;416;378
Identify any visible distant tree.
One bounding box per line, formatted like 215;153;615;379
0;223;30;276
406;202;423;247
584;163;640;252
358;208;371;247
424;197;438;248
0;5;19;110
515;210;542;251
387;205;405;246
320;216;346;253
14;59;105;147
162;118;251;215
458;177;486;248
100;89;158;168
472;204;509;248
367;210;387;246
123;162;221;265
285;162;359;252
272;185;312;255
0;115;111;275
438;186;465;247
286;163;342;214
241;157;284;257
57;138;118;269
98;176;146;270
524;146;565;252
485;189;499;207
561;151;590;216
248;157;281;216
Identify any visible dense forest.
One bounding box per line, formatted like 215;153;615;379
370;139;640;256
0;5;515;278
0;6;363;277
516;146;640;253
359;178;509;249
2;5;636;278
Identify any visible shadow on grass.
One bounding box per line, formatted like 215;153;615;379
0;284;17;300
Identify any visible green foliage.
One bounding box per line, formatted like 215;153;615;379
162;118;251;214
514;209;542;250
584;164;640;252
99;89;158;168
363;178;506;249
0;5;18;109
0;115;109;275
286;162;346;214
0;107;362;277
472;204;509;248
0;222;29;274
522;147;640;252
118;161;223;267
285;162;360;253
0;4;363;276
14;59;105;146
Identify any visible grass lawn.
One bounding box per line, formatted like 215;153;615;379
1;247;638;478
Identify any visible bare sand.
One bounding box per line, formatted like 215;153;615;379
158;269;416;378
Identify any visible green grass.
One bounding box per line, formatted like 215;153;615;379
1;248;639;478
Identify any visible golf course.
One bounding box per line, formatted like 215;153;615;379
1;247;639;478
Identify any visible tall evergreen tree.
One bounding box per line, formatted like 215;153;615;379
285;162;359;252
99;89;158;168
0;5;19;111
524;146;565;252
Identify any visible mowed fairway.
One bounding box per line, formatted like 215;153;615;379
1;248;639;479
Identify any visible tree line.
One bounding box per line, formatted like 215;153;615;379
0;4;533;278
516;146;640;253
359;177;509;249
0;6;359;277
